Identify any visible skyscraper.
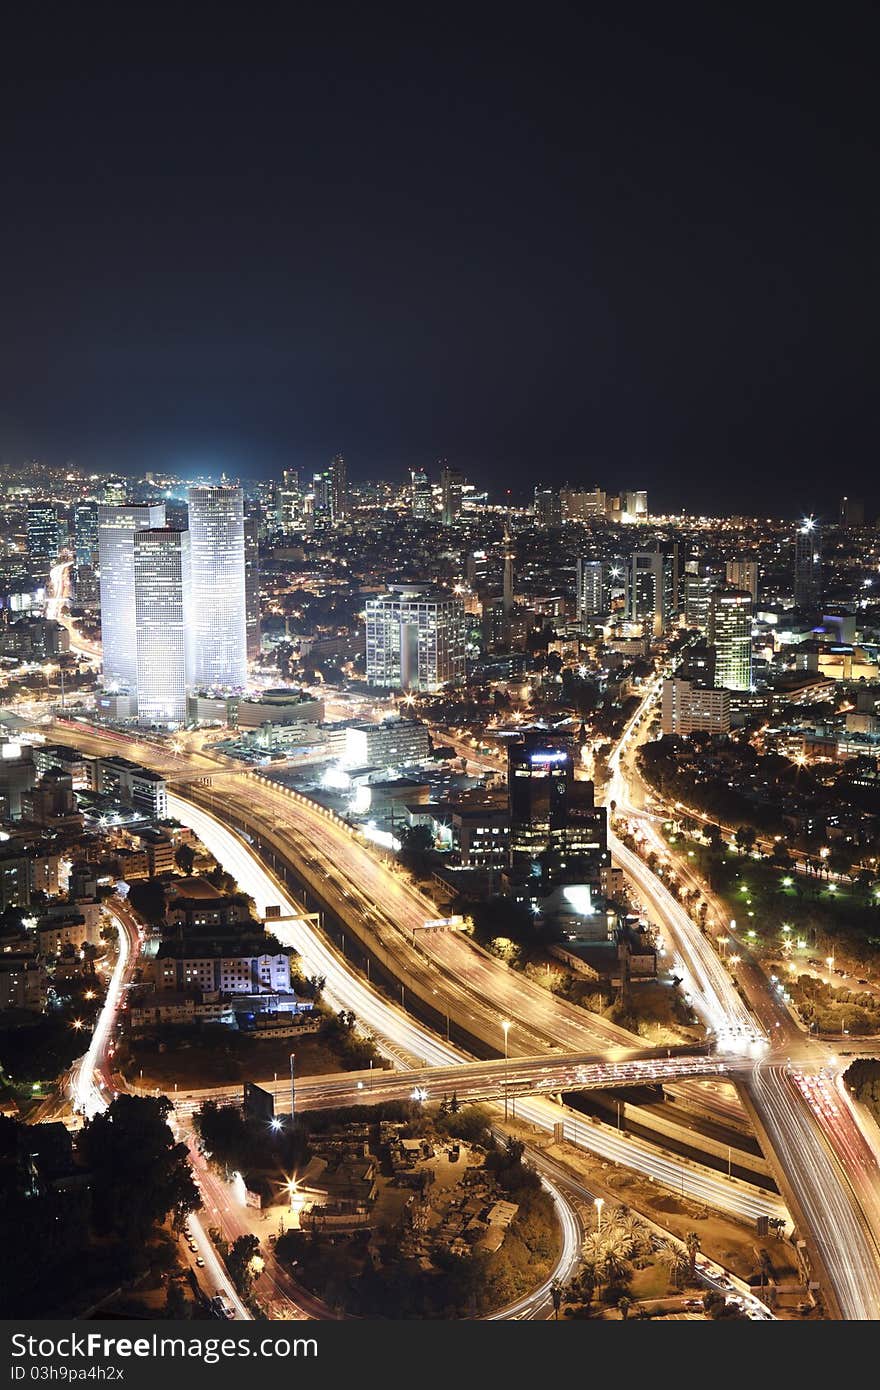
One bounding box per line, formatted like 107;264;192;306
794;518;822;608
507;733;608;896
534;487;562;528
576;558;606;622
410;468;432;519
73;502;99;568
365;584;466;691
329;454;347;523
26;505;59;582
626;550;674;637
440;464;463;526
725;559;759;604
98;503;166;695
683;573;718;634
133;528;190;725
186;485;247;692
708;588;753;691
244;514;261;660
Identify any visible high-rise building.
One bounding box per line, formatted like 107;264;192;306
626;549;673;637
244;515;260;660
310;471;332;529
133;529;191;725
73;502;99;567
725;559;759;605
508;733;608;895
98;503;166;695
26;505;59;581
278;469;300;532
794;518;822;608
534;487;562;528
576;558;606;622
329;454;347;523
186;485;247;692
661;679;730;736
410;468;432;519
623;490;648;522
708;588;753;691
365;584;466;691
440;464;463;526
839;496;865;528
560;487;606;523
683;573;718;634
102;476;127;505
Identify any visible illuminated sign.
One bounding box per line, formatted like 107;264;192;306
529;750;568;765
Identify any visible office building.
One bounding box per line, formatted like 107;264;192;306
626;549;674;637
508;733;608;896
683;573;717;634
187;485;247;692
794;518;822;608
278;469;301;532
725;559;759;604
411;468;432;519
244;515;260;659
576;558;606;622
561;487;606;523
329;454;347;523
92;755;168;819
98;502;166;696
534;487;562;528
440;464;463;526
133;528;190;725
26;504;59;581
622;490;648;522
365;583;466;691
661;679;730;736
341;719;430;768
73;502;99;567
708;588;753;691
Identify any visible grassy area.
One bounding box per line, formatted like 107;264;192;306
124;1030;387;1092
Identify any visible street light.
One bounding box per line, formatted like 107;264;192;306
594;1196;604;1233
502;1020;511;1122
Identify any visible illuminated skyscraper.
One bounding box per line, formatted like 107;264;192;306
244;514;260;660
626;549;675;637
440;464;463;526
507;733;608;897
186;485;247;692
329;454;347;523
725;559;759;604
534;487;562;528
683;573;717;634
411;468;432;519
576;558;606;621
98;503;166;695
26;505;59;582
708;588;753;691
365;584;465;691
794;518;822;607
133;528;190;725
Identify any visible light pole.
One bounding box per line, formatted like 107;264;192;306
502;1020;511;1122
594;1197;604;1234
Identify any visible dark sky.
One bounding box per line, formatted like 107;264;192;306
0;6;876;516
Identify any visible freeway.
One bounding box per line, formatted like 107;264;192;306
170;791;786;1227
607;675;880;1319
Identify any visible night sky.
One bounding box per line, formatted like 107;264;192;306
0;7;876;517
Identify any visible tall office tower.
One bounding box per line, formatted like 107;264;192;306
623;490;648;522
626;549;672;638
243;515;260;660
534;487;562;528
98;503;166;694
186;485;247;692
365;583;466;691
708;588;753;691
26;505;59;581
507;733;608;896
102;476;126;505
73;502;99;567
794;517;822;608
683;573;718;634
328;454;347;523
310;471;333;528
278;469;301;532
410;468;432;519
440;464;463;526
466;549;491;591
502;529;514;619
725;559;759;604
839;496;865;527
576;558;606;622
133;529;190;725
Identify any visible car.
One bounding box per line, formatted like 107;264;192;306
189;1242;198;1253
857;979;869;986
195;1257;205;1268
684;1298;703;1309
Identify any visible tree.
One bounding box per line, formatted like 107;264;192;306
550;1279;563;1319
164;1279;190;1320
618;1295;632;1320
685;1230;701;1280
227;1234;261;1295
175;843;196;876
734;825;757;854
78;1094;201;1242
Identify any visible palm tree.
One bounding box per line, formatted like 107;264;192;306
658;1242;690;1291
618;1295;632;1320
685;1230;701;1280
602;1249;633;1288
550;1279;563;1320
